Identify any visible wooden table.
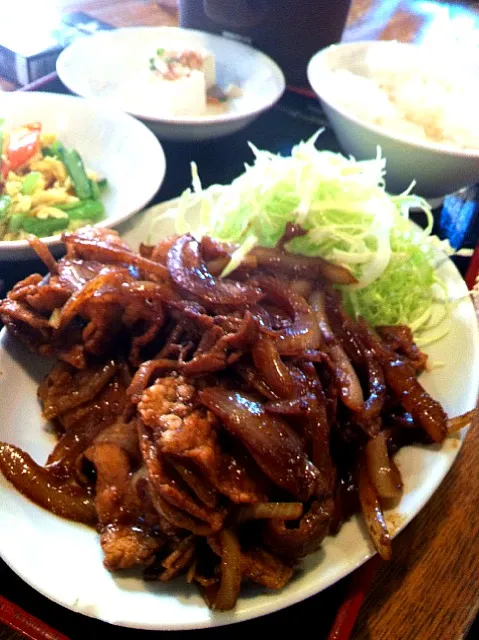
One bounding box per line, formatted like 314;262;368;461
1;2;478;640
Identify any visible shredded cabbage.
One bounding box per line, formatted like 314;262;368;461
154;134;451;339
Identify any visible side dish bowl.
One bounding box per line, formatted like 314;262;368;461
307;41;479;197
0;92;166;260
56;27;286;141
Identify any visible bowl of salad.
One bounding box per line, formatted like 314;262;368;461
0;92;166;260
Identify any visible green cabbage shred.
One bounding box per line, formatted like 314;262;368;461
155;134;451;341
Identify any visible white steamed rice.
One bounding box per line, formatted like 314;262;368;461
326;44;479;150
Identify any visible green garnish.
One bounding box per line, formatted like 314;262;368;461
21;215;69;237
97;178;108;193
41;140;64;159
0;195;11;220
55;199;104;221
59;148;92;200
90;179;101;201
8;213;26;233
21;172;41;195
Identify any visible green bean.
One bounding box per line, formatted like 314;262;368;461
55;199;104;221
21;215;69;237
64;200;104;222
90;179;101;201
8;213;26;233
41;140;64;159
97;178;108;192
60;148;92;200
0;195;11;220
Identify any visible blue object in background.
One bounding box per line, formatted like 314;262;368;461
439;185;479;250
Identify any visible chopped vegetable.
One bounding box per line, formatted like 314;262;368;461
0;195;11;219
4;122;42;177
90;179;101;201
21;171;41;195
1;121;107;241
21;215;69;236
97;178;108;193
59;148;92;200
41;140;64;159
8;213;26;233
160;134;447;339
56;199;104;221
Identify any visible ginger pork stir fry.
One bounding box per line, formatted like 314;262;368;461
0;227;472;610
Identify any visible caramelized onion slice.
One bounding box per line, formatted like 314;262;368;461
360;347;386;422
365;433;403;499
310;291;364;412
255;277;321;356
358;454;392;560
128;359;178;404
160;536;197;582
200;387;319;500
251;246;356;285
0;443;96;524
265;394;316;416
361;320;447;444
447;409;476;433
206;254;258;276
214;529;242;611
28;234;58;274
236;502;303;523
64;236;169;279
252;335;295;398
235;363;279;401
167;234;262;306
264;498;333;559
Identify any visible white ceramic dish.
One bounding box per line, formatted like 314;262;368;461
0;198;478;630
0;92;166;261
307;41;479;198
56;26;286;141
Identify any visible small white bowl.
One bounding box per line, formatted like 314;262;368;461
0;92;166;261
307;41;479;197
56;26;286;141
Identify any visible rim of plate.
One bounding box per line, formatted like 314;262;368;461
0;92;166;253
307;40;479;160
56;26;286;125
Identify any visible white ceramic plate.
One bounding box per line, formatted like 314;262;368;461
0;199;478;630
0;92;166;261
56;27;286;141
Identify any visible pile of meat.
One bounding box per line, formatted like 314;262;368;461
0;226;468;610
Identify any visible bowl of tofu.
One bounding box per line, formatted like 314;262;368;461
57;27;286;141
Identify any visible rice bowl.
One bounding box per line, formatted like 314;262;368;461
307;41;479;197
